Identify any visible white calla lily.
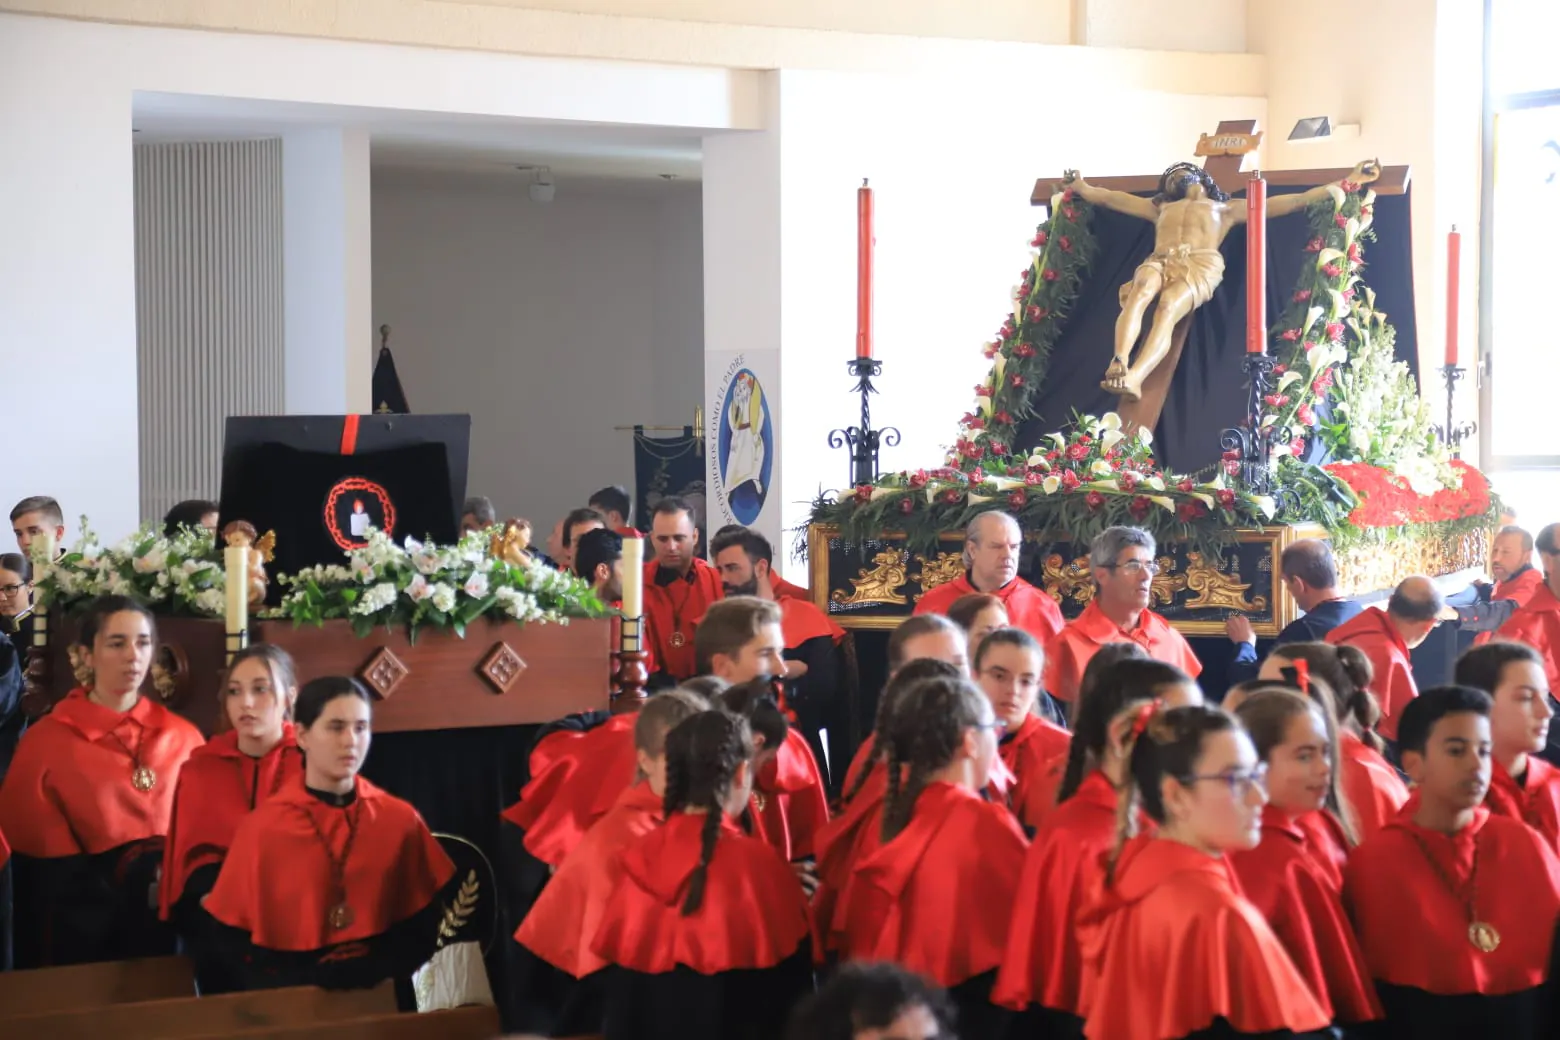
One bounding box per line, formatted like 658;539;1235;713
1101;429;1126;453
987;476;1025;491
1143;476;1167;491
1042;475;1062;495
1027;453;1050;470
1090;459;1115;477
1149;495;1177;512
1136;426;1154;446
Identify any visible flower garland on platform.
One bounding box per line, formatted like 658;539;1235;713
1327;459;1494;530
32;519;228;617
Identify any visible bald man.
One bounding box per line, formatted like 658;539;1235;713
914;511;1063;644
1495;523;1560;695
1327;575;1445;741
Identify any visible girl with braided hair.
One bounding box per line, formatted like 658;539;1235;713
591;710;812;1040
718;678;830;867
1228;689;1381;1031
1262;642;1407;840
994;658;1200;1032
1076;704;1332;1040
837;675;1026;1039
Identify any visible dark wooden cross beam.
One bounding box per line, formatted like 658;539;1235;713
1030;119;1413;205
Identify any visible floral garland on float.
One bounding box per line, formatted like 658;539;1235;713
32;519;230;617
809;177;1499;553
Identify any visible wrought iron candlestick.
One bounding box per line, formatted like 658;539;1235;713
1433;364;1476;457
829;357;901;488
1219;354;1282;497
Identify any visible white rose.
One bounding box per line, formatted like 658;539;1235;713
133;548;168;574
431;583;457;613
406;574;432;602
464;572;490;598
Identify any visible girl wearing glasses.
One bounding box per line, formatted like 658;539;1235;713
1077;704;1332;1039
838;675;1027;1039
1231;688;1381;1030
973;627;1069;832
0;553;33;667
994;657;1201;1033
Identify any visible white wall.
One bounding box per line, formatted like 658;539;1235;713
371;171;703;531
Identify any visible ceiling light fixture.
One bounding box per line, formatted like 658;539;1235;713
528;165;555;204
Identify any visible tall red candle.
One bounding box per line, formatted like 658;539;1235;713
1245;173;1267;354
1445;226;1461;367
856;179;874;360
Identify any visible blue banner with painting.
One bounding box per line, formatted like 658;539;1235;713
632;426;708;550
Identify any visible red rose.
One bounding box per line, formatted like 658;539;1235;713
1025;304;1043;321
1322;263;1343;278
1347;243;1363;263
1085;491;1106;511
1297;403;1317;426
989;442;1008;457
1066;443;1090;461
993;410;1013;424
1061;189;1076;203
1335;213;1349;228
966;417;985;431
1280;329;1301;342
1015;343;1037;359
1224;459;1241;476
1305;237;1324;253
1177;501;1205;522
1339;179;1359;194
982;342;1001;359
942;489;963;505
969;467;986;483
1273;364;1287;374
975;385;992;397
1061;470;1081;491
1032;230;1048;247
1216;489;1237;510
1325;322;1345;341
1129;496;1152;520
1060;235;1073;252
1043;269;1060;282
1178;478;1196;492
1008;490;1027;510
909;469;929;489
1120;471;1140;492
853;484;874;504
1010;374;1026;388
1025;471;1044;486
1312;369;1335;394
1289;435;1306;456
1263;393;1290;408
1293;289;1312;303
1062;206;1077;221
899;496;915;514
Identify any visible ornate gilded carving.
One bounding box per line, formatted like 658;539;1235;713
1042;553;1096;606
1150;556;1189;605
359;646;411;698
1181;551;1267;613
830;550;909;607
1333;529;1490;599
478;641;527;694
912;552;965;603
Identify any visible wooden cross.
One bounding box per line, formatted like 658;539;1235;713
1030;119;1412;204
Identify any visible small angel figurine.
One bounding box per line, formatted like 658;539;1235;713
489;519;535;568
221;520;276;610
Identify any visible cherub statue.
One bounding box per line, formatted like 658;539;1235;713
221;520;275;610
1060;159;1382;401
489;519;535;568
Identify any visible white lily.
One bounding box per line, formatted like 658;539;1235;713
1100;428;1126;453
1042;475;1062;495
1027;453;1050;470
1136;427;1154;447
1090;459;1115;478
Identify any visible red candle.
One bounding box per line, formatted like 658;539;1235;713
1445;226;1461;367
856;179;874;360
1245;173;1267;354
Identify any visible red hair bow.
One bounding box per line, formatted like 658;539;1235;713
1287;658;1311;695
1129;698;1165;741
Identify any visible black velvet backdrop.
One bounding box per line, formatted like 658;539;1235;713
1015;187;1418;473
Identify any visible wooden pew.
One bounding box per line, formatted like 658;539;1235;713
191;1004;503;1039
0;980;396;1039
0;954;196;1019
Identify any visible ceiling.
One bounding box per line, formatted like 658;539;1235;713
132;92;705;190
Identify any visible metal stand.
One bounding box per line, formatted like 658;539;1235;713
1433;364;1475;457
1219;354;1283;497
828;357;901;487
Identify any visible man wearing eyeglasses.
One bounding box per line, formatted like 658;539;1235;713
1043;526;1202;704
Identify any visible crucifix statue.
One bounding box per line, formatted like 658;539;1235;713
1035;120;1410;428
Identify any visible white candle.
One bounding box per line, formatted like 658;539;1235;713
225;545;249;637
620;537;644;619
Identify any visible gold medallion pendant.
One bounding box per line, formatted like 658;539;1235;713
329;903;356;931
668;631;686;648
131;766;157;792
1468;921;1501;953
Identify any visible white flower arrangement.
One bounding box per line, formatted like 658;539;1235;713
34;517;227;616
277;527;608;640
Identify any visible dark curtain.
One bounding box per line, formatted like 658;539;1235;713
632;426;708;546
372;346;411;414
1016;187;1418;473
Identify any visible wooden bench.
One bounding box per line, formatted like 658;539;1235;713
0;980;396;1038
190;1004;502;1039
0;954;196;1019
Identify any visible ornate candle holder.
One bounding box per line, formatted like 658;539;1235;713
828;357;901;488
1219;354;1283;497
1433;364;1476;457
612;615;649;715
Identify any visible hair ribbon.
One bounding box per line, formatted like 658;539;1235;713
1129;698;1165;741
1283;659;1311;695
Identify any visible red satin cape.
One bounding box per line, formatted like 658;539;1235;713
642;559;724;681
1043;601;1202;703
1327;608;1418;740
1077;835;1331;1039
1344;798;1560;997
0;687;205;857
1338;731;1409;840
994;769;1122;1013
778;596;843;647
1228;804;1380;1023
590;811;811;974
1000;715;1071;830
159;725;303;917
204;777;454;951
1497;584;1560;697
841;734;878;801
748;729;830;861
914;573;1064;644
812;763;887;951
516;780;663;977
840;781;1027;987
1485;756;1560;851
501;713;637;867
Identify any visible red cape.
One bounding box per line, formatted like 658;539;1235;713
205;776;454;951
1000;715;1071;830
778;597;841;649
812;764;887;952
1327;608;1418;740
1496;583;1560;693
1077;835;1331;1039
590;812;811;974
159;725;304;917
914;573;1064;644
748;729;830;861
1294;809;1351;892
1344;797;1560;996
0;687;205;857
1228;804;1381;1024
501;713;637;867
1339;730;1410;840
516;780;662;977
993;770;1122;1014
1485;756;1560;851
642;558;724;681
841;734;878;801
840;781;1027;986
1043;601;1202;703
1496;567;1545;606
775;580;844;642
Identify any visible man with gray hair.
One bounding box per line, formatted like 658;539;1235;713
1327;574;1446;742
913;510;1063;643
1043;525;1201;704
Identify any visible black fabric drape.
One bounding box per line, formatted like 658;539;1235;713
1016;187;1417;474
372;346;411;415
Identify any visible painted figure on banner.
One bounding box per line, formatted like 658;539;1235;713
719;369;773;525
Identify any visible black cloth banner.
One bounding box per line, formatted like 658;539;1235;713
632;426;708;547
372;346;411;415
1016;187;1418;473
